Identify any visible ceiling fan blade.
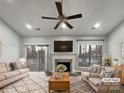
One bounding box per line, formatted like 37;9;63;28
55;2;63;16
66;14;82;20
54;22;61;29
64;21;73;29
42;16;58;20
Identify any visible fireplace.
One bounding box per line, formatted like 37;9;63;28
51;53;76;72
55;59;72;72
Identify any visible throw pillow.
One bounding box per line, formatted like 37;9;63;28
100;69;113;79
88;65;93;72
99;69;105;78
88;65;98;73
93;64;102;73
18;61;27;69
10;62;18;70
21;61;27;68
5;63;12;71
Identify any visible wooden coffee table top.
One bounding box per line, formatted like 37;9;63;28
49;72;70;82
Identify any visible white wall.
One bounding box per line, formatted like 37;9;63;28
0;20;21;62
108;21;124;65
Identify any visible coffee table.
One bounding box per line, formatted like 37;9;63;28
48;72;70;93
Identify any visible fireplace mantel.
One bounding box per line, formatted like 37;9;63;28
51;53;76;72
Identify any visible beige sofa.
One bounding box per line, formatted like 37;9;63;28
0;63;29;88
81;65;120;93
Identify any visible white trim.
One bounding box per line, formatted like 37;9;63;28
24;43;50;46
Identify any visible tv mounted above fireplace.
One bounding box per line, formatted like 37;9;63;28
54;41;73;52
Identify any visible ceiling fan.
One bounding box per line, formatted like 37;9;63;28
41;0;82;30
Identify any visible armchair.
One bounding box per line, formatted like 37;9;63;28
81;65;121;93
81;64;102;82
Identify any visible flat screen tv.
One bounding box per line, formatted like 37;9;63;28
54;41;73;52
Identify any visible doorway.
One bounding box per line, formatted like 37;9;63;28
25;45;49;72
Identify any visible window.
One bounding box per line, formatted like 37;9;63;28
78;44;102;67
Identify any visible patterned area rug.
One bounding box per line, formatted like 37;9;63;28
0;73;96;93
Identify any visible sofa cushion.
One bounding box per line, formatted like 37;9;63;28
90;73;100;78
0;74;6;81
1;71;20;79
81;72;90;79
5;63;12;71
17;68;29;74
0;63;7;73
89;78;101;87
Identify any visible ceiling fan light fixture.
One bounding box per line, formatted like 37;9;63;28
61;22;66;29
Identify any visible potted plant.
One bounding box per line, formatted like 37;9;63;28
55;64;67;79
102;54;111;66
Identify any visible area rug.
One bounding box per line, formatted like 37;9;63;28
0;74;96;93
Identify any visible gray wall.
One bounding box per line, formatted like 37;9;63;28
0;20;21;62
22;36;107;55
22;36;107;71
108;21;124;65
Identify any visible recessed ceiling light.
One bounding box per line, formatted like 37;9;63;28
26;23;32;30
92;22;101;29
61;23;66;29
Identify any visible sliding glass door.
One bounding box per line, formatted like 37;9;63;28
25;45;49;72
78;44;102;67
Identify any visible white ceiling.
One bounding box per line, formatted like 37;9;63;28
0;0;124;36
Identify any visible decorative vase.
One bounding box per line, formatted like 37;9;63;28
55;72;63;79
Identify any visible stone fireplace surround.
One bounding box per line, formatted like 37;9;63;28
51;53;76;73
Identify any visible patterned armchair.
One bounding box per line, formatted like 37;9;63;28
81;64;103;82
81;65;121;93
